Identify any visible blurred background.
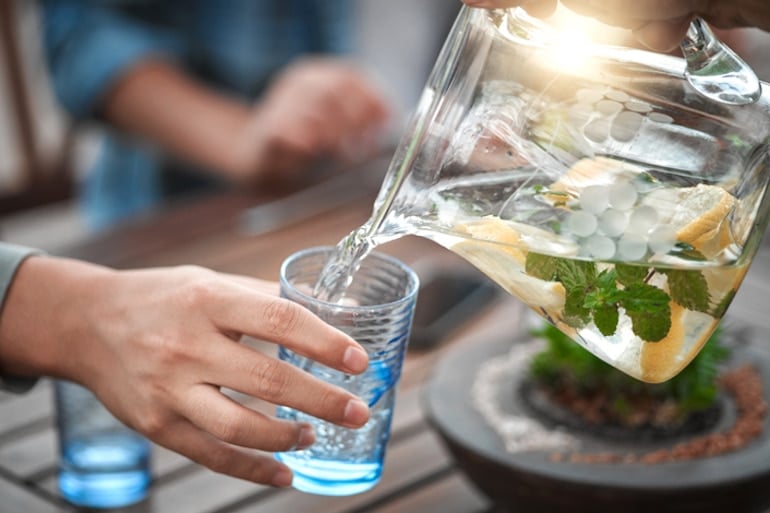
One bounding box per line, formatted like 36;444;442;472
0;0;460;252
2;0;770;255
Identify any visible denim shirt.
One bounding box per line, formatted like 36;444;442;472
41;0;354;229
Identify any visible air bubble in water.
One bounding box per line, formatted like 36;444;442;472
567;211;598;237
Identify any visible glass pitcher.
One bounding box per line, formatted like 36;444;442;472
324;6;770;383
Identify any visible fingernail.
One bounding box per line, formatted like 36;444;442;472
296;424;316;450
343;346;369;373
344;398;370;427
272;467;293;488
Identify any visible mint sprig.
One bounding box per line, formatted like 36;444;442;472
525;253;710;343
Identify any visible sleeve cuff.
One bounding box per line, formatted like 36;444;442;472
44;5;182;119
0;243;44;394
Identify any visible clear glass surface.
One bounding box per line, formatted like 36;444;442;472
319;7;770;383
275;247;418;496
54;380;151;508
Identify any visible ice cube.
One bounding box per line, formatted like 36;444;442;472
585;234;616;260
598;209;628;237
627;205;659;235
608;181;638;210
579;185;610;215
648;226;677;254
567;211;598;237
617;234;648;261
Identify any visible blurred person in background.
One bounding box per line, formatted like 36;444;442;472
41;0;390;230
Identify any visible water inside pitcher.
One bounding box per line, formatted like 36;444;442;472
320;6;770;382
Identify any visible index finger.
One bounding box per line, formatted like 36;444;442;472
208;285;369;375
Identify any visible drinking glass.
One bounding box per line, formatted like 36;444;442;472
54;380;151;508
275;246;419;496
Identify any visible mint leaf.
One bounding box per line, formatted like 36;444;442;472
596;269;617;290
525;253;560;281
594;305;619;336
564;290;591;327
665;269;709;313
615;264;648;286
556;260;597;293
620;283;671;342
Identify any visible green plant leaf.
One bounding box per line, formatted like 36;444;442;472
556;259;596;293
525;253;560;281
620;283;671;341
615;264;648;286
665;269;710;313
564;290;592;326
594;304;620;336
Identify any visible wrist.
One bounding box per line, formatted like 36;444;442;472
0;256;115;383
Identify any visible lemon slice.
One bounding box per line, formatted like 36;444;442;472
451;216;570;310
643;183;736;258
639;302;719;383
549;157;643;195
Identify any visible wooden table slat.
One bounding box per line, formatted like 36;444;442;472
0;474;69;513
0;427;57;478
364;470;490;513
0;380;52;438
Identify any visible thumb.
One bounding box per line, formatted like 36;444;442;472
632;18;693;53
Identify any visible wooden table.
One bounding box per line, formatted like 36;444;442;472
0;179;511;513
3;177;770;513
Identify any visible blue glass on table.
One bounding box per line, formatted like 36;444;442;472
55;380;151;509
274;247;418;496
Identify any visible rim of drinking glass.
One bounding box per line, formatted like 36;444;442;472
279;246;420;312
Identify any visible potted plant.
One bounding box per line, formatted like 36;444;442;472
425;315;770;513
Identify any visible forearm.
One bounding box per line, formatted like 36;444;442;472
101;59;252;179
0;256;114;383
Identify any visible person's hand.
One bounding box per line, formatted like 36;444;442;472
0;257;371;487
460;0;770;51
229;57;390;186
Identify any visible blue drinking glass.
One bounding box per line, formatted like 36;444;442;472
54;380;151;508
275;246;419;496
